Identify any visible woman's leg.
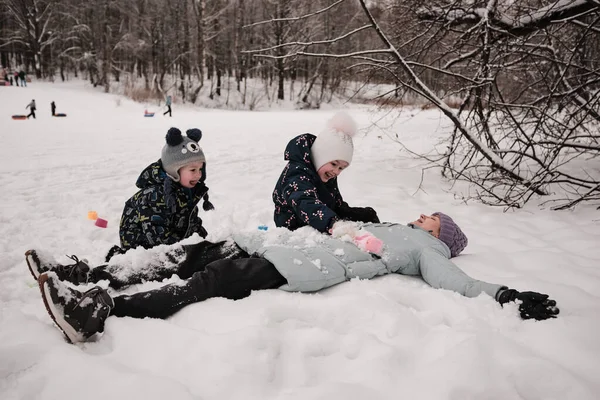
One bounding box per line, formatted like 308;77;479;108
111;257;286;319
26;240;248;290
91;240;249;289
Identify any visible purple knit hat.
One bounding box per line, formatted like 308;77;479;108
433;212;468;257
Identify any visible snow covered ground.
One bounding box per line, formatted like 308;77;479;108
1;81;599;400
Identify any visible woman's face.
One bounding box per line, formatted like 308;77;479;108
317;160;349;182
412;214;441;237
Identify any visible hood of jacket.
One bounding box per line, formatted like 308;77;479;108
283;134;340;186
284;134;318;169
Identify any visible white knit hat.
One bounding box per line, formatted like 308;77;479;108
310;112;357;171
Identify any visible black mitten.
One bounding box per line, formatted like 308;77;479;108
497;289;560;321
337;204;380;224
105;245;126;262
359;207;380;223
196;225;208;238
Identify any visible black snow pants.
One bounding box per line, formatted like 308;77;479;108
94;241;286;319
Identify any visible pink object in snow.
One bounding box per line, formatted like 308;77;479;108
95;218;108;228
353;234;383;255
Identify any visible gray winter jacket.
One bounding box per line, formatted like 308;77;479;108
233;222;503;299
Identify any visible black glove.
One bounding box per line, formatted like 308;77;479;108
105;245;126;262
337;204;380;224
497;289;559;321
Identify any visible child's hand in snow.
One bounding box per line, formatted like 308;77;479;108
353;233;384;256
330;221;383;255
330;220;359;239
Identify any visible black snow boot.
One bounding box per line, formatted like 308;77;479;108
25;250;91;284
38;272;114;343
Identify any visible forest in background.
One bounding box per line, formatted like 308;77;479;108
2;0;599;209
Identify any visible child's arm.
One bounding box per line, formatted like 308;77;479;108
186;213;208;238
337;202;380;223
283;178;339;233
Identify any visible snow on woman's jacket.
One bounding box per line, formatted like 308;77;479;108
233;222;503;299
119;160;210;250
272;134;346;233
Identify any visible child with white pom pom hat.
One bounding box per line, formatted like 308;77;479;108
272;111;380;233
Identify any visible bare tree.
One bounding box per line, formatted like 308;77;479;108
246;0;600;209
1;0;61;77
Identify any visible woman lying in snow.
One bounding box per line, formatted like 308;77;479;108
26;212;559;344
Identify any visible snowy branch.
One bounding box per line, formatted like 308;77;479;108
243;25;371;54
243;0;346;28
358;0;547;195
418;0;600;36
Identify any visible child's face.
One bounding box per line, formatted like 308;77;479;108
178;162;204;188
411;214;441;237
317;160;349;183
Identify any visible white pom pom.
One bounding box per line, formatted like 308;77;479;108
326;111;357;137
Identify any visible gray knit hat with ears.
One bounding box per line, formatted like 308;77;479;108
433;212;468;257
161;127;205;181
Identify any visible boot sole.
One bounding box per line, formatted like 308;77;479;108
38;273;84;344
25;250;41;281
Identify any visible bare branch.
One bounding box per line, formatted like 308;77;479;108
243;0;346;28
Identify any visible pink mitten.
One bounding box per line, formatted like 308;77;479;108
353;234;384;255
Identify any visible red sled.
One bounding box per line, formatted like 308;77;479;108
12;115;27;120
53;113;67;117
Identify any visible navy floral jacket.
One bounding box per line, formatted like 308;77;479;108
119;160;209;250
272;134;346;232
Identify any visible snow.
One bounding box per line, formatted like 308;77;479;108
1;81;600;400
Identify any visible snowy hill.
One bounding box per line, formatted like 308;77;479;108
0;81;599;400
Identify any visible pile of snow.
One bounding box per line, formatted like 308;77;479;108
0;81;598;400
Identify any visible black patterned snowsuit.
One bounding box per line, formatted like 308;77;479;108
119;160;210;250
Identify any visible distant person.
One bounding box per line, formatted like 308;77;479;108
19;70;26;87
26;99;36;119
13;71;19;86
51;101;56;116
273;112;380;233
163;95;172;117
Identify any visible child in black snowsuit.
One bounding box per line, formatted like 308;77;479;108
272;112;379;233
51;101;56;116
116;127;214;254
26;99;36;119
